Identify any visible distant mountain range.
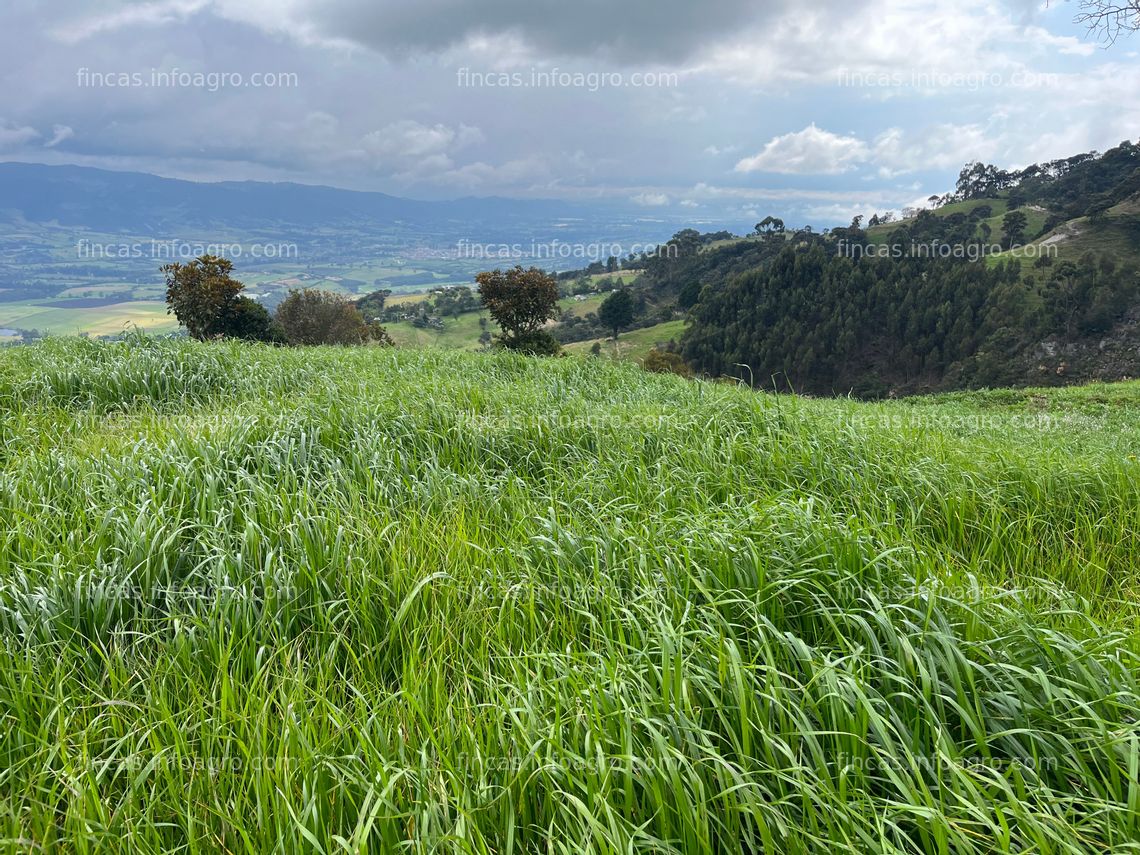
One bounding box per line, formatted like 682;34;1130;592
0;162;601;234
0;162;696;337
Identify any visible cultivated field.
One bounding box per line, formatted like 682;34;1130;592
1;338;1139;853
0;300;177;337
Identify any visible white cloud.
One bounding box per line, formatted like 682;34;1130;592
1024;25;1096;57
735;124;870;175
362;120;483;161
52;0;209;44
733;122;1015;179
804;202;880;223
871;124;998;177
632;192;670;206
45;125;74;147
0;121;39;149
4;0;1138;212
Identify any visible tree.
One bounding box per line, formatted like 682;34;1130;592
275;288;392;346
162;255;244;341
356;288;392;320
1071;0;1140;42
475;266;561;352
1002;211;1029;249
598;289;635;339
754;216;785;236
218;296;285;344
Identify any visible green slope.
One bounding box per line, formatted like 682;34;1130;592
1;337;1139;852
564;319;688;361
384;310;493;350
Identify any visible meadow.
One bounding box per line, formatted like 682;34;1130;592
384;311;493;349
564;319;689;361
1;337;1139;853
0;299;177;337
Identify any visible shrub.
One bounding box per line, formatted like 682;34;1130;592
217;297;285;344
642;347;692;377
275;289;391;346
498;329;562;356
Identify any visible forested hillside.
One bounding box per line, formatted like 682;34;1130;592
592;140;1140;396
681;245;1135;395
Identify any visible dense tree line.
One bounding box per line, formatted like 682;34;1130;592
681;244;1138;396
952;140;1139;220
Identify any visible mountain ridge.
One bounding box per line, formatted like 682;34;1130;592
0;161;597;232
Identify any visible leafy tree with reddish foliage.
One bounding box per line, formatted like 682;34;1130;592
476;266;561;354
162;255;244;341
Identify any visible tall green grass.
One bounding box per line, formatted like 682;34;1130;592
1;336;1139;853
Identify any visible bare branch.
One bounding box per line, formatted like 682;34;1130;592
1066;0;1140;45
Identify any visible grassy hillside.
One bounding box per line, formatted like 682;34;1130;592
384;310;492;350
381;293;656;356
863;198;1051;252
564;319;688;360
2;338;1140;853
560;292;608;318
1013;208;1140;268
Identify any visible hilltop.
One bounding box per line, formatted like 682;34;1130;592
565;141;1140;395
863;140;1140;270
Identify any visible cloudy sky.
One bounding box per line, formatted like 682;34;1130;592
1;0;1138;225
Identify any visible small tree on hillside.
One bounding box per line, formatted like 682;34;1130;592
163;255;244;341
598;289;634;340
475;266;561;354
275;289;392;346
1002;210;1028;249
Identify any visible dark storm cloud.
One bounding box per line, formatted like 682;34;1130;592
0;0;1132;222
293;0;777;62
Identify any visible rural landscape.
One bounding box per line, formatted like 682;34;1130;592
3;0;1140;852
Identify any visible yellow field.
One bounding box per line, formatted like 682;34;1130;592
0;300;178;336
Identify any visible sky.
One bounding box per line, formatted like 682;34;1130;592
1;0;1138;227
